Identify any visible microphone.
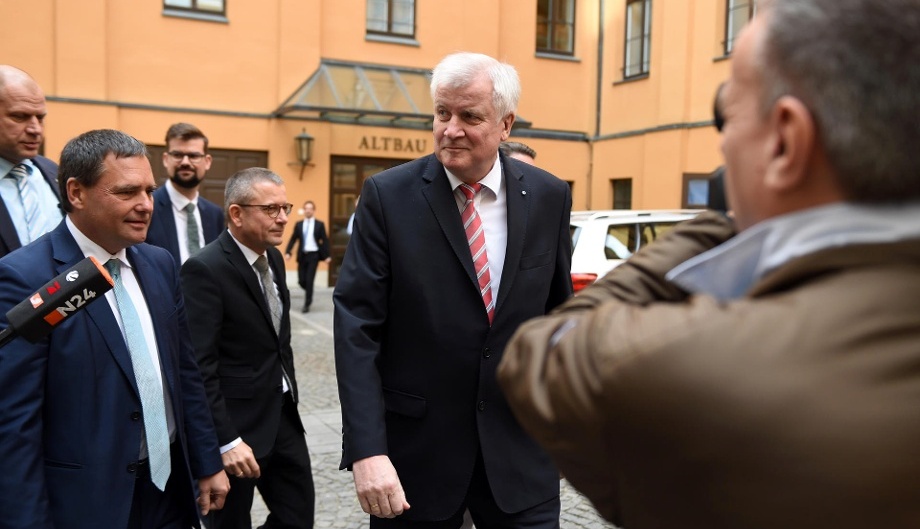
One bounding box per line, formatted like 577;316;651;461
0;256;115;348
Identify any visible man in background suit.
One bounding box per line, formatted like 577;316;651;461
181;168;314;529
284;199;329;313
146;122;224;264
0;129;228;528
0;65;62;258
334;52;573;528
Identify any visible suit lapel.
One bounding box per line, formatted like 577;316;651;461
496;158;529;313
220;232;277;337
199;201;220;241
49;225;138;394
154;190;181;259
0;195;20;252
420;156;479;286
129;245;179;397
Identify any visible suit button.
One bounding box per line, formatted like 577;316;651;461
478;401;486;411
130;411;141;421
482;347;491;359
127;463;137;473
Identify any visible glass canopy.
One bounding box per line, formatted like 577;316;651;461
275;59;531;130
275;59;435;129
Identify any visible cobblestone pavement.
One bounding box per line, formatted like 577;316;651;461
249;282;615;529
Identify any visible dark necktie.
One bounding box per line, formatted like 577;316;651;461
254;254;282;335
185;202;201;257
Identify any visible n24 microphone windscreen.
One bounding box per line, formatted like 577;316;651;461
0;256;114;347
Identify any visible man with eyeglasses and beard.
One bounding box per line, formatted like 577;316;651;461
147;122;225;264
181;167;315;529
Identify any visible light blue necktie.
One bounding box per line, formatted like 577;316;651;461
185;202;201;257
104;259;171;491
8;164;42;244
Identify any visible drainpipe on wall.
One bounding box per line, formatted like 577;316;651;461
589;0;606;210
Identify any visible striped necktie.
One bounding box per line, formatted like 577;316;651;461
8;164;42;244
459;183;495;324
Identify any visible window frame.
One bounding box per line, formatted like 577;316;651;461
681;173;711;209
536;0;576;56
611;178;633;210
623;0;652;79
724;0;755;55
163;0;226;19
366;0;416;39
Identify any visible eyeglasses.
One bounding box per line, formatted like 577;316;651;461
166;151;207;163
236;203;293;219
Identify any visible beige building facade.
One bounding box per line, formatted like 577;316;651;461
1;0;753;283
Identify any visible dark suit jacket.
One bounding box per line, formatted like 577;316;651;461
181;231;302;458
0;155;60;258
0;221;223;529
333;153;574;520
285;218;330;261
146;185;225;263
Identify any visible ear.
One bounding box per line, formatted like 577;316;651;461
763;95;815;193
500;112;515;141
66;178;85;211
162;151;170;169
227;204;244;227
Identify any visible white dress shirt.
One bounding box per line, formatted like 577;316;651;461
65;216;177;450
302;217;319;252
445;155;508;301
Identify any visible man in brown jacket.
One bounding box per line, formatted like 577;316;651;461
498;1;920;528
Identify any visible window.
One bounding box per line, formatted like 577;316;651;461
537;0;576;55
367;0;416;38
611;178;632;209
624;0;652;78
725;0;755;54
164;0;225;16
682;173;711;208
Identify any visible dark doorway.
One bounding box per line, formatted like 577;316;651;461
328;155;410;286
147;145;269;208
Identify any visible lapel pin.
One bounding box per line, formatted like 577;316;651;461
521;190;527;196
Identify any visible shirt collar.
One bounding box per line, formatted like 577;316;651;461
667;202;920;300
228;230;265;267
165;179;198;211
65;216;130;268
1;157;35;178
444;154;502;195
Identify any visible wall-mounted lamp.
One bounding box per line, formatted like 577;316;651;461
295;128;315;180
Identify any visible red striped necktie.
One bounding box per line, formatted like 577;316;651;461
458;183;495;324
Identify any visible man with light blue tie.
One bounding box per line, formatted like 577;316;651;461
0;65;62;259
0;128;229;528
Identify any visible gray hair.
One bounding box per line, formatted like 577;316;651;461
224;167;284;210
57;129;148;213
430;52;521;119
499;141;537;160
757;0;920;202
